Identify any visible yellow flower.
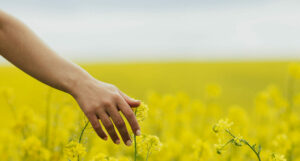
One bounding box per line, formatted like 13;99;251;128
64;141;86;160
118;156;130;161
272;134;291;154
92;153;118;161
214;143;224;155
135;102;149;122
13;106;40;136
22;136;50;161
137;134;163;157
193;139;212;160
92;153;107;161
269;153;287;161
233;135;243;146
3;63;300;161
212;118;233;133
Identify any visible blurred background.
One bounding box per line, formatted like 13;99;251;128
1;1;300;161
1;0;300;62
1;0;300;106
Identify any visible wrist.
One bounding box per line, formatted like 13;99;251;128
67;73;97;98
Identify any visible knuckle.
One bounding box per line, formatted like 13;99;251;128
101;100;112;107
86;102;101;111
85;109;95;116
111;93;121;100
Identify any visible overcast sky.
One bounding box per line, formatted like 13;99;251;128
1;0;300;62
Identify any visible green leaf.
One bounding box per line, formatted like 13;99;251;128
257;145;262;154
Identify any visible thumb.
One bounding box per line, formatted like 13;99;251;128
119;91;140;107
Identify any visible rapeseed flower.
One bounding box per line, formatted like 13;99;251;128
22;136;50;161
135;102;149;122
212;118;233;133
269;153;287;161
64;141;86;160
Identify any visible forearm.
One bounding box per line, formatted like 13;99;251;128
0;10;141;145
0;10;92;95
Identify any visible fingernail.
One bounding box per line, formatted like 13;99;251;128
136;130;141;136
132;98;140;102
115;139;120;144
126;140;132;146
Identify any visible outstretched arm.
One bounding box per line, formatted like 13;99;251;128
0;10;140;146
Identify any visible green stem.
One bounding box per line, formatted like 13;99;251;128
225;130;261;161
221;139;234;150
216;139;234;154
77;121;89;161
145;142;154;161
242;140;261;161
145;148;151;161
134;135;137;161
79;121;89;143
287;144;294;161
225;130;235;138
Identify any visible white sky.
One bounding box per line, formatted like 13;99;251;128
1;0;300;62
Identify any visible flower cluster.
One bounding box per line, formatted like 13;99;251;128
64;141;86;160
269;153;287;161
135;101;149;122
22;136;50;161
137;134;163;156
212;118;233;133
0;62;300;161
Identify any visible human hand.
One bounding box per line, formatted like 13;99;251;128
70;78;141;146
0;9;141;146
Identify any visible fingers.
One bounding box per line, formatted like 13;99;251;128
86;114;107;140
107;107;132;146
117;97;141;136
98;112;120;144
119;91;140;107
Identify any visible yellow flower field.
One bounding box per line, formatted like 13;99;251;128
0;61;300;161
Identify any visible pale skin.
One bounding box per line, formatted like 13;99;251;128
0;10;141;146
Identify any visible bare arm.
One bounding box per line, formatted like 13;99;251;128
0;10;140;146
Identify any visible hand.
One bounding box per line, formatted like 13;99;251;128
70;78;141;146
0;10;141;146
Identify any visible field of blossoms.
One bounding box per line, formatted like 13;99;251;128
1;61;300;161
